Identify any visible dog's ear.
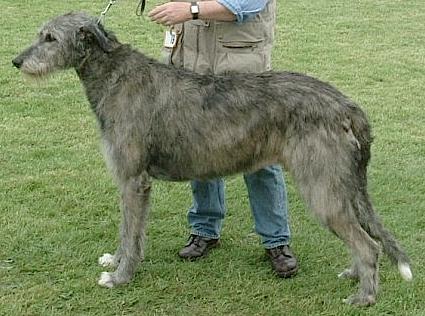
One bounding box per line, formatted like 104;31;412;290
78;24;116;53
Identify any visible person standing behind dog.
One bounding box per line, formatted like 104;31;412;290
148;0;298;278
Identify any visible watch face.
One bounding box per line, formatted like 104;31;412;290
191;5;199;14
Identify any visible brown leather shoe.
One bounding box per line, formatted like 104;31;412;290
266;245;298;278
178;235;220;260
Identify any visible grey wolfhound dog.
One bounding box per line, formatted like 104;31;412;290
13;12;412;306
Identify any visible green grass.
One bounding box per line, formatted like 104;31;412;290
1;0;424;315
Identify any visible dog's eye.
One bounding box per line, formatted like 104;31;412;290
45;33;56;42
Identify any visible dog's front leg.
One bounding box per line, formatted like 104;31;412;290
98;172;152;288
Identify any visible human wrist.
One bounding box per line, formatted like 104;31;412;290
190;2;200;20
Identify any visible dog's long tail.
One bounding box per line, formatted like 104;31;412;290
349;105;413;281
359;194;412;281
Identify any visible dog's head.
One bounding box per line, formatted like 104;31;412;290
12;11;119;78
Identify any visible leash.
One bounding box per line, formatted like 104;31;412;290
97;0;117;24
97;0;146;24
136;0;146;16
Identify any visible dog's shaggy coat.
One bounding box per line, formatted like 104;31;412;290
12;12;412;306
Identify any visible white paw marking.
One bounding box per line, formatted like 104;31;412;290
398;262;413;281
98;253;115;267
337;269;352;279
98;272;115;288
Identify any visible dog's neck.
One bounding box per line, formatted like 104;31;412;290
74;43;158;126
75;45;121;110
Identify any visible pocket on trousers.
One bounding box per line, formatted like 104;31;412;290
214;19;271;74
214;38;268;74
216;19;266;50
218;39;264;51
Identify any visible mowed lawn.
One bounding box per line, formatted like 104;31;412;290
1;1;424;315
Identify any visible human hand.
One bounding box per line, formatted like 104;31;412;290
148;2;192;26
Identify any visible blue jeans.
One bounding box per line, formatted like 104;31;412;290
188;165;291;249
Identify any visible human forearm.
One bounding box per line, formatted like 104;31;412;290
198;1;236;21
148;1;236;26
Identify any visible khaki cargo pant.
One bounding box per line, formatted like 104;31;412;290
162;0;276;75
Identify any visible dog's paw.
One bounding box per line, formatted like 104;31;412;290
98;253;116;268
343;293;376;307
98;272;115;288
338;268;359;280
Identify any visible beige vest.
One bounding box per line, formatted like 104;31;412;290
162;0;276;75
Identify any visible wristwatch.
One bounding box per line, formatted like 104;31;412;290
190;2;199;20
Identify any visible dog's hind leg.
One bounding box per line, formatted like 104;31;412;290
332;216;380;306
286;131;380;305
303;182;380;306
98;172;151;288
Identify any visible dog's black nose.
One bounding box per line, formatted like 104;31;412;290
12;58;22;69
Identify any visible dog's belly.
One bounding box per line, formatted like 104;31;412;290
146;153;280;182
147;164;190;181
